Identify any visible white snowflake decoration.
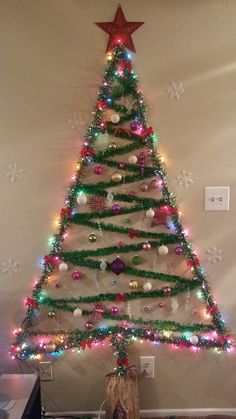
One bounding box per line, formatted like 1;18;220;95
206;245;222;264
176;169;194;188
1;259;19;277
66;112;85;133
6;164;24;183
166;81;184;100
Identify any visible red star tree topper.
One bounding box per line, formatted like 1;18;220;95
95;5;144;52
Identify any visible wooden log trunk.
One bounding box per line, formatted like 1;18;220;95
105;366;139;419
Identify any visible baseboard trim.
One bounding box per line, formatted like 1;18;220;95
45;408;236;417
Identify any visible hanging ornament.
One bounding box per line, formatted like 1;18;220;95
88;195;106;212
143;281;152;292
85;321;94;330
73;307;83;317
48;310;56;318
59;262;68;272
94;165;103;175
162;286;171;296
110;306;119;315
140;182;148;192
92;304;104;320
97;100;109;110
77;194;87;205
128;155;138;164
158;245;169;256
139;152;145;176
111;172;123;182
175;246;184;255
158;302;165;309
151;207;169;227
100;260;107;271
130;121;140;131
111;257;126;275
143;242;151;251
71;271;81;280
110;113;120;123
117;240;126;247
112;203;121;214
108;142;117;151
107;192;114;202
146;208;155;218
190;335;199;345
119;162;126;169
132;255;141;265
89;233;97;243
129;279;139;289
149;179;160;190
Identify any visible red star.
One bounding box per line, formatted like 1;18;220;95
95;5;144;53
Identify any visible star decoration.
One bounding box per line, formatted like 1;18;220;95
95;5;144;52
6;164;24;183
206;245;223;264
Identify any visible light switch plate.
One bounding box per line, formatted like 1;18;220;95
39;361;53;381
204;186;230;211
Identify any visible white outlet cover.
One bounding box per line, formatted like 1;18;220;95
204;186;230;211
140;356;155;378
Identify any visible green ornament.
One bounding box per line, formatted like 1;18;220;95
132;255;141;265
89;233;97;243
125;218;131;224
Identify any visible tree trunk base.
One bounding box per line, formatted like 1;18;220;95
105;366;139;419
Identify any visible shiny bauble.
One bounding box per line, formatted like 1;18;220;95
158;302;164;309
59;262;68;272
149;179;160;190
111;172;123;183
89;233;97;243
85;321;93;330
94;165;103;175
77;194;87;205
129;279;139;289
143;242;151;251
140;182;148;192
158;245;169;256
132;255;141;265
162;286;171;296
110;113;120;123
110;305;119;315
175;246;184;255
190;335;199;345
100;260;107;271
119;162;126;169
112;203;121;214
145;208;155;218
111;257;126;275
128;155;138;164
73;307;83;317
71;271;81;280
48;310;56;318
108;142;117;151
143;281;152;292
130;121;139;131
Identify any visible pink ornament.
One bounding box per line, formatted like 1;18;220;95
119;162;126;169
140;182;148;192
71;271;81;280
112;203;121;214
117;241;126;247
158;302;165;309
149;179;160;190
128;191;135;196
94;166;103;175
143;242;151;251
110;306;119;315
85;321;93;330
162;286;171;296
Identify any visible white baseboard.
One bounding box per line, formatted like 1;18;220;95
45;408;236;417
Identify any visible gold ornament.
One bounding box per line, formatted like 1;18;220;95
108;142;117;151
89;233;97;242
129;279;139;290
111;172;123;183
48;310;56;318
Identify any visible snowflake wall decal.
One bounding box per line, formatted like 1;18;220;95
66;112;85;133
176;169;194;188
6;164;24;183
166;81;184;100
206;246;222;264
1;259;19;276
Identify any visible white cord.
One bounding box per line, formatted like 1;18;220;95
93;398;105;419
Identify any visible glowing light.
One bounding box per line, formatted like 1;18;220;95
107;53;112;61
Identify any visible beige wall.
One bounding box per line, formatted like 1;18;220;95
1;0;236;412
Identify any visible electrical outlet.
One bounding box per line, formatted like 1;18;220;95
204;186;230;211
140;356;155;378
39;361;53;381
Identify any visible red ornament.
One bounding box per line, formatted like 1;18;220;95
206;305;218;316
162;286;171;296
60;208;72;218
115;293;127;303
151;207;169;227
25;297;37;309
81;147;94;159
117;357;129;367
44;255;58;267
119;162;126;169
95;5;144;53
97;100;109;110
94;165;103;175
118;60;132;73
71;271;81;280
128;229;140;239
187;258;200;269
81;340;92;350
92;304;104;320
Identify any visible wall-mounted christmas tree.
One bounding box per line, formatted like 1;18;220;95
11;5;232;378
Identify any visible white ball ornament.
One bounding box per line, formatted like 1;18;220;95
73;307;83;317
100;260;107;271
59;262;68;272
128;155;138;164
145;208;155;218
190;335;199;345
143;281;152;292
158;245;169;256
107;192;114;202
110;113;120;124
77;194;87;205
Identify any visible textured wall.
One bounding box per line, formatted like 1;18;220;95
0;0;236;412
